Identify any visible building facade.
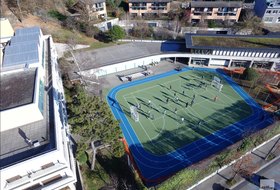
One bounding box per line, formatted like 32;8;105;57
0;24;76;190
75;0;107;20
254;0;280;24
190;1;242;24
128;0;171;17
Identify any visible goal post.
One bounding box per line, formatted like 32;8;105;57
211;80;223;92
130;106;139;122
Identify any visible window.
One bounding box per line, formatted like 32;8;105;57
273;10;278;14
277;17;280;22
266;10;271;14
264;17;273;22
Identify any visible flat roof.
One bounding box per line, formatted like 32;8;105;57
0;69;36;111
15;26;41;36
185;33;280;51
74;42;163;70
3;42;39;68
191;1;243;8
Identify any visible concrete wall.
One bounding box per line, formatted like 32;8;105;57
93;18;119;31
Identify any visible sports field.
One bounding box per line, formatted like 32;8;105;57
107;67;272;185
116;71;253;155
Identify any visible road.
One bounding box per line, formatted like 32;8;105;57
232;157;280;190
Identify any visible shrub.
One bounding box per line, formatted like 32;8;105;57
77;151;87;163
238;137;251;152
67;0;75;7
48;10;67;22
243;68;260;81
208;20;216;28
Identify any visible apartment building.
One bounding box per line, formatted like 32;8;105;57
75;0;107;20
128;0;171;17
190;1;243;24
254;0;280;24
0;22;76;190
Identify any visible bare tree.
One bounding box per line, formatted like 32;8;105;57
121;12;131;35
170;16;182;40
16;0;24;23
230;154;259;182
109;172;119;189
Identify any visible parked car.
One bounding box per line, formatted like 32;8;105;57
249;174;280;190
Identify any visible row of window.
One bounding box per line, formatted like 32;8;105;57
191;49;280;58
264;16;280;22
193;12;236;16
266;10;279;14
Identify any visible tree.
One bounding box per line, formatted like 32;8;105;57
230;155;259;182
243;14;264;35
108;25;126;41
69;91;124;159
16;0;24;23
171;16;182;40
121;12;131;35
243;68;260;81
208;20;215;28
181;9;191;26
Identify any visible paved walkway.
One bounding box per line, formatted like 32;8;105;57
191;132;280;190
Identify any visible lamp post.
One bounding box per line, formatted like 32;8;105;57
151;34;153;42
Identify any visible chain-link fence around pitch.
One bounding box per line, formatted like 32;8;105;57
225;69;280;109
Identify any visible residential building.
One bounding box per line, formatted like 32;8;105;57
74;0;107;20
128;0;171;17
0;22;76;190
254;0;280;24
190;1;243;24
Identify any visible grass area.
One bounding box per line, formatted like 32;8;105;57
267;153;276;160
115;71;253;155
226;178;237;187
102;87;113;102
226;72;278;108
192;36;280;49
51;29;87;42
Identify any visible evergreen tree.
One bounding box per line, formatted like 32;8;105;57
69;91;124;157
108;25;126;41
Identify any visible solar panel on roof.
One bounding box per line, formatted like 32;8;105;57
15;26;41;36
3;42;39;67
11;34;40;46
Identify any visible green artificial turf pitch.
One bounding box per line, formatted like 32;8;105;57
116;71;253;155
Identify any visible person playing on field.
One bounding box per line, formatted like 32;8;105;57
191;100;194;107
192;86;194;90
152;115;155;120
186;102;188;108
163;110;166;115
166;98;169;104
148;99;151;105
181;117;184;124
205;84;207;90
193;94;196;99
170;85;172;90
151;104;153;108
198;121;201;126
174;93;176;98
176;97;179;102
214;96;217;102
183;90;185;95
175;108;177;114
147;110;150;118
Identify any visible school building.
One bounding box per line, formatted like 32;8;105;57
70;34;280;82
0;20;76;190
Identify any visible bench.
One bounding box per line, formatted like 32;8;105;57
120;71;152;82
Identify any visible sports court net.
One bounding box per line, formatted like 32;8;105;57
211;76;223;92
130;106;139;122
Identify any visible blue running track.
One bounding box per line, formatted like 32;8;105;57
107;67;273;187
